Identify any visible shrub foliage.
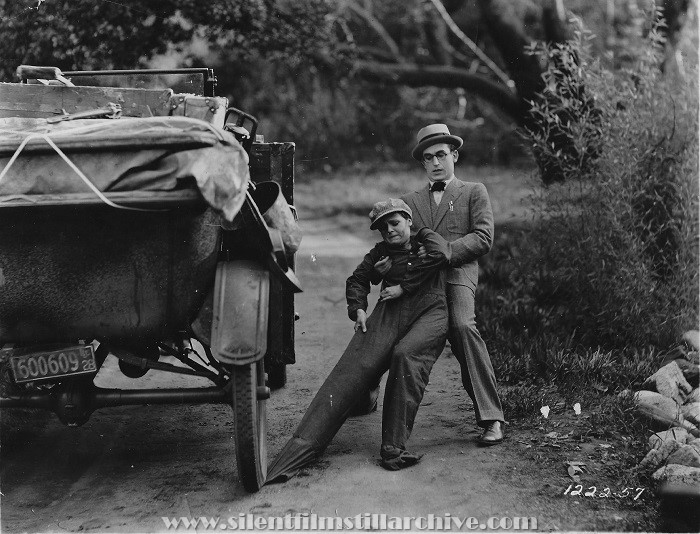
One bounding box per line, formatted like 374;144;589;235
517;16;698;350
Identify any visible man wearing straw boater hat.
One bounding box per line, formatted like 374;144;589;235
401;123;505;445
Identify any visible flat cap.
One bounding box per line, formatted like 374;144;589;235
368;198;412;230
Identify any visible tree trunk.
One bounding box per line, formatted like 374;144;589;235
658;0;691;78
477;0;588;183
475;0;547;123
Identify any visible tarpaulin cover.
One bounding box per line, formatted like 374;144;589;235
0;116;249;221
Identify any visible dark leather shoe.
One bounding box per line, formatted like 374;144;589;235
478;421;504;446
380;450;424;471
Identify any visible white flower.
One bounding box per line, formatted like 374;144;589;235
540;405;550;418
573;403;582;415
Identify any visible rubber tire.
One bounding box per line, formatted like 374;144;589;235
232;360;267;492
266;362;287;390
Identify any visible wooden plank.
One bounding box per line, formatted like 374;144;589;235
0;83;173;118
0;84;66;115
0;110;52;119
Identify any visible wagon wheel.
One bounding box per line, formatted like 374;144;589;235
231;360;269;492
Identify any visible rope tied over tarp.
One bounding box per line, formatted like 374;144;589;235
0;115;250;220
0;115;227;142
0;131;165;212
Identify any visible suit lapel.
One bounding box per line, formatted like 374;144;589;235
415;185;433;227
433;179;464;229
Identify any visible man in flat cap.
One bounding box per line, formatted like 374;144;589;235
267;198;452;479
401;123;505;445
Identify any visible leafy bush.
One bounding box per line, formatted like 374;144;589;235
516;16;698;350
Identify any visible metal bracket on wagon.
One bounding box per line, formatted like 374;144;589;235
211;260;269;366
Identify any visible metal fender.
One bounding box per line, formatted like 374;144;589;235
211;260;269;366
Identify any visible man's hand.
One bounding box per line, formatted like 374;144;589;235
354;309;367;333
416;245;427;258
373;255;392;276
379;285;404;302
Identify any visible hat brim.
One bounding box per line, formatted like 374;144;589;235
411;134;463;160
370;208;412;230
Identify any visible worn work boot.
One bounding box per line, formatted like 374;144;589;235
478;420;504;446
380;446;424;471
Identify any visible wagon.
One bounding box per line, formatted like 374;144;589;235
0;66;300;492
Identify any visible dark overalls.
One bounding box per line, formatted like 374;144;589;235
267;228;449;481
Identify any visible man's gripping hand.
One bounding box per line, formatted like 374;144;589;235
379;285;404;302
354;309;368;333
373;255;392;276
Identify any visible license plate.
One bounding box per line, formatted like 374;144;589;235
10;345;97;384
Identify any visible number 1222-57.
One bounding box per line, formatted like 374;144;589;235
564;485;645;500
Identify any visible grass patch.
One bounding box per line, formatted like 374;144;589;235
295;163;533;223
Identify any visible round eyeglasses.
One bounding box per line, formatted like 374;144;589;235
421;150;453;164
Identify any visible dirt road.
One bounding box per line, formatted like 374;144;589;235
1;217;649;532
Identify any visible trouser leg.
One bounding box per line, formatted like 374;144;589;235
446;284;504;426
381;295;447;456
293;302;397;452
348;384;380;416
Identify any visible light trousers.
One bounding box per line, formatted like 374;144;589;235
446;283;503;425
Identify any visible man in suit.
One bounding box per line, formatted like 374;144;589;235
401;123;504;445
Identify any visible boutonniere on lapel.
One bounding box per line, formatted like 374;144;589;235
449;200;454;212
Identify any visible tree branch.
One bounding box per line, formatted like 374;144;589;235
351;60;521;121
344;1;403;62
428;0;515;90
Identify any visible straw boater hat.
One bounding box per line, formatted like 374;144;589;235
411;123;463;160
369;198;412;230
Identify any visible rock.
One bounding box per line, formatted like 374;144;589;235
660;345;688;366
689;438;700;456
649;428;691;450
687;388;700;404
676;358;700;388
667;445;700;468
683;330;700;351
640;439;682;469
643;361;693;404
682;402;700;427
633;391;699;436
652;464;700;486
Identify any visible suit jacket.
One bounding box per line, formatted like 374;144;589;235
401;178;493;290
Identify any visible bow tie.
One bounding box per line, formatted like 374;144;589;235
430;181;446;192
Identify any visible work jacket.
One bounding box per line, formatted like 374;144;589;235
345;227;449;321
